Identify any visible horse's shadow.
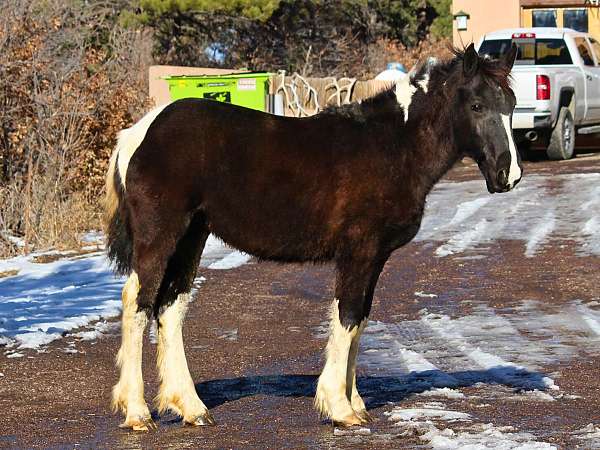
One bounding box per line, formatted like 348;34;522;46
196;365;553;410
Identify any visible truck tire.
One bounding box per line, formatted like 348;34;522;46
547;107;575;160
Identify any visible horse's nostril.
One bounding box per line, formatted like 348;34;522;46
497;168;509;186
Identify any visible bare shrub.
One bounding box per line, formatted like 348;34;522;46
0;0;151;256
363;37;454;78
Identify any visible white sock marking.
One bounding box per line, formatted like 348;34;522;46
157;292;209;420
315;299;360;420
117;104;169;189
112;272;151;422
501;114;522;187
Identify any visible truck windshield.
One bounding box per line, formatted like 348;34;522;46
479;39;572;65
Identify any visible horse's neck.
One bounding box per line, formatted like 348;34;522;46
394;92;459;198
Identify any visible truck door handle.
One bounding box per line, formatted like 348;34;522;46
587;74;593;81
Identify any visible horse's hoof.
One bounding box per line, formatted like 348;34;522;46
185;412;216;426
332;412;364;427
120;415;157;431
356;410;374;423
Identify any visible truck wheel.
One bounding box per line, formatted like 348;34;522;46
547;107;575;160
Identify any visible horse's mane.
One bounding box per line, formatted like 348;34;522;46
320;88;401;122
445;47;513;95
320;46;512;122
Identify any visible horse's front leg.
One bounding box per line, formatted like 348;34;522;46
349;256;387;422
348;321;370;421
315;253;387;426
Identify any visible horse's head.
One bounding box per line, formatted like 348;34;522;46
453;43;522;193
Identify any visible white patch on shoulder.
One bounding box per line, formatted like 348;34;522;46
418;74;430;94
395;77;418;121
501;114;522;186
117;104;169;189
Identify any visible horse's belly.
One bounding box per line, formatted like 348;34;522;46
203;202;337;263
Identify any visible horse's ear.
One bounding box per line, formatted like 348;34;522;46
463;43;479;78
503;43;518;71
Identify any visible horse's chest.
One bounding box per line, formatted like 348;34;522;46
384;215;423;251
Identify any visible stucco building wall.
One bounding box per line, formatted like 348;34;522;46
452;0;521;47
453;0;600;47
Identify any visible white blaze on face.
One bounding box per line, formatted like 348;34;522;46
501;114;522;187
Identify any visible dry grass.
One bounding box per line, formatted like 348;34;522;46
0;0;151;257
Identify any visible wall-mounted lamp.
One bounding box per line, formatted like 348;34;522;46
454;10;470;31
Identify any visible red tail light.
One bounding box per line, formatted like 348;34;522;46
536;75;551;100
512;32;536;38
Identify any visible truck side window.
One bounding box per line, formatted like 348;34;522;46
575;37;595;66
479;39;571;65
589;38;600;66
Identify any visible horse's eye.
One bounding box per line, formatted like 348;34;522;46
471;103;483;112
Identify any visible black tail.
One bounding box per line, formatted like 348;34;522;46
105;157;133;275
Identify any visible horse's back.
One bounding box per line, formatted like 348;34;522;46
125;99;358;262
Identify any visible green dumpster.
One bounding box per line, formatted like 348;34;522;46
165;72;271;112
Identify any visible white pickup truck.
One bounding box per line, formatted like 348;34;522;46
477;27;600;160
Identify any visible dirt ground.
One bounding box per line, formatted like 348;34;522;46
1;151;599;449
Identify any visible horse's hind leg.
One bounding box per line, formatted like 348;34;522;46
112;201;188;430
112;271;154;431
155;214;214;425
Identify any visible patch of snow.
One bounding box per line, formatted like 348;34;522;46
525;211;556;257
418;173;600;257
79;230;103;244
511;390;555;402
573;424;600;449
14;331;62;349
1;232;25;248
448;197;492;227
216;328;238;341
415;291;438;298
386;406;471;422
71;321;119;341
418;388;465;399
149;321;158;345
386;404;556;449
345;299;599;402
422;423;557;449
421;312;559;391
333;427;372;436
435;218;490;257
576;303;600;336
0;233;250;352
6;352;24;358
208;250;252;269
